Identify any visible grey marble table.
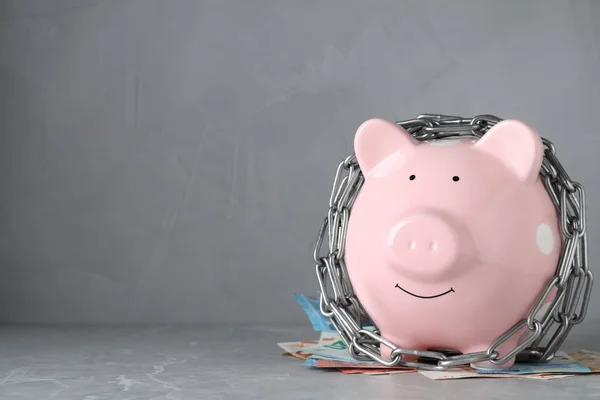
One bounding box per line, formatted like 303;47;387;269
0;322;599;400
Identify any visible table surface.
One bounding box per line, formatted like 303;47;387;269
0;321;599;400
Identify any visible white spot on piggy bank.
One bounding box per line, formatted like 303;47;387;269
536;223;554;255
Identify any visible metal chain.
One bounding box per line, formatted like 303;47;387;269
312;114;593;371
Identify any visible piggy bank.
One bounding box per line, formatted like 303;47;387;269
345;118;561;368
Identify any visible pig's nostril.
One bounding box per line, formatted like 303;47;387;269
430;242;438;251
409;240;417;250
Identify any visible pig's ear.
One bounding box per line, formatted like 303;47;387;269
354;118;418;177
474;119;544;183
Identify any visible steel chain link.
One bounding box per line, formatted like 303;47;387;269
312;114;593;371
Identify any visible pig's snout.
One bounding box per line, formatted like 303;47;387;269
388;213;463;281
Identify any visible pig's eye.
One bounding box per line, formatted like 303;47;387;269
452;176;460;182
409;175;416;181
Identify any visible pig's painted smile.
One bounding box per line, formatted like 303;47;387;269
394;284;455;299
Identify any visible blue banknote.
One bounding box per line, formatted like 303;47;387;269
474;351;591;375
304;358;319;367
293;293;337;332
294;293;375;333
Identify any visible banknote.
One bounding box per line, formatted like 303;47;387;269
294;293;336;332
472;351;591;375
300;351;574;379
340;368;415;375
278;337;322;361
280;331;377;364
278;340;319;358
281;348;312;361
305;358;414;370
568;350;600;372
420;351;589;380
277;339;318;352
419;366;512;380
418;367;575;380
279;331;588;374
281;337;587;379
303;352;415;374
294;293;376;333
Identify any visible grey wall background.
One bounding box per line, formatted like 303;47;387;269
0;0;598;325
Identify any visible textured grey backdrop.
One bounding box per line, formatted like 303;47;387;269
0;0;598;324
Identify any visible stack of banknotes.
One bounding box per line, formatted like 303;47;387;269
278;294;600;380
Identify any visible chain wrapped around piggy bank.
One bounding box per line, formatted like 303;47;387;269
313;114;593;371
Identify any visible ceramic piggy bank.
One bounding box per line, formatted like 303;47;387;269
345;118;561;368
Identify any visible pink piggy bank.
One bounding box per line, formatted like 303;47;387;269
345;118;561;368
